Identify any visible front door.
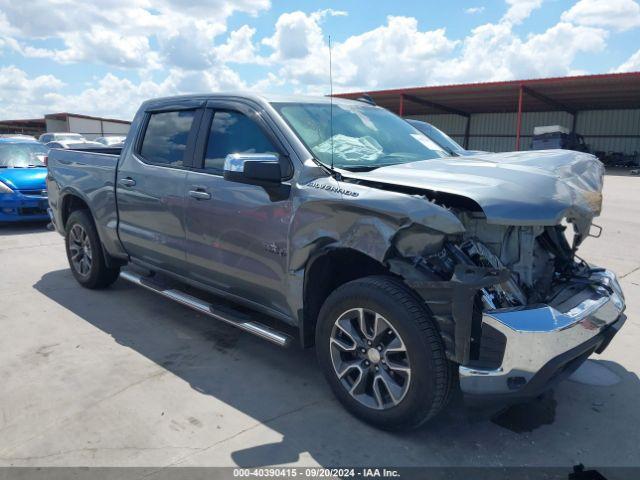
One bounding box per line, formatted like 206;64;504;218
184;102;294;318
117;108;201;274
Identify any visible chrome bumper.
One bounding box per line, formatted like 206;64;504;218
459;270;626;396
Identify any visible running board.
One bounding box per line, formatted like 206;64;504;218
119;270;292;347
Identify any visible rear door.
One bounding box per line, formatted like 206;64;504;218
116;105;203;274
183;100;295;317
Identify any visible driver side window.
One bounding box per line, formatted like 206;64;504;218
204;110;279;174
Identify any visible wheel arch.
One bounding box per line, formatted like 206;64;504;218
59;189;92;230
301;248;395;348
60;191;124;269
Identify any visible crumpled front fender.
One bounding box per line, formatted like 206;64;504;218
288;177;465;272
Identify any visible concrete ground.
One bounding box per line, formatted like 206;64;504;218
0;171;638;469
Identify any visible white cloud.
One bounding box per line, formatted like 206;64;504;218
0;65;249;120
465;7;485;15
0;66;66;118
263;13;457;91
0;0;271;70
259;3;605;92
434;21;606;84
502;0;543;25
562;0;640;31
614;49;640;71
0;0;634;119
216;25;264;64
332;17;457;89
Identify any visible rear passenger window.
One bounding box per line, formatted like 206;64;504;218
140;110;195;167
204;111;278;173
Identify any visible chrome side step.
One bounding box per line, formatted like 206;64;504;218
119;270;292;347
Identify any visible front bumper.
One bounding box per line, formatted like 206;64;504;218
459;269;626;398
0;192;49;222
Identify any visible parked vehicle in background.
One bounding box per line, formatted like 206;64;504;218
530;125;590;153
0;134;38;141
47;93;626;430
95;135;126;146
0;138;49;222
595;150;639;168
406;119;488;156
46;140;105;150
39;132;86;144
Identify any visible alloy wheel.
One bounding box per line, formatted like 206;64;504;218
69;224;92;276
329;307;411;410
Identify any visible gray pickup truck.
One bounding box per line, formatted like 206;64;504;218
47;93;626;430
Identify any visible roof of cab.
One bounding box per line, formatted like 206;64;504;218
140;92;368;110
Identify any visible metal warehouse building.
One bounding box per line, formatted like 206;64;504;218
44;113;130;140
336;72;640;156
0;113;130;140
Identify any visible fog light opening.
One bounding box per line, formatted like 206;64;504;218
507;376;527;390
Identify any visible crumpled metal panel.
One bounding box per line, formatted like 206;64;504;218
341;149;604;233
288;176;465;272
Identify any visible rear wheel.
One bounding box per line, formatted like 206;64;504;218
316;275;453;430
65;210;120;289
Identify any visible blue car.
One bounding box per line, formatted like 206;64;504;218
0;138;50;223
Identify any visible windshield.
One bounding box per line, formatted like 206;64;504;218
272;102;448;170
407;120;465;155
0;143;48;168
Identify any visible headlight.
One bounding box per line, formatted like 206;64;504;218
0;181;14;194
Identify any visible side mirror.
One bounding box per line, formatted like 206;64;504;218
223;153;282;185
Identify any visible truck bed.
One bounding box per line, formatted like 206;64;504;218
47;148;123;258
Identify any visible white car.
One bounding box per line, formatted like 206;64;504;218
39;132;86;144
46;140;105;149
94;135;126;146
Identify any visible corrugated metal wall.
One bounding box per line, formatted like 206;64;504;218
67;116;130;139
406;109;640;154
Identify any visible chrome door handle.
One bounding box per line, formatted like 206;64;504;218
118;177;136;187
188;190;212;200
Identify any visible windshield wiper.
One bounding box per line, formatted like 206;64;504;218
341;165;381;172
342;162;403;172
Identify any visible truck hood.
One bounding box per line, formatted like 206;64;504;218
0;167;47;191
341;149;604;227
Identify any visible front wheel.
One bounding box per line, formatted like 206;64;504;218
65;210;120;289
316;275;453;430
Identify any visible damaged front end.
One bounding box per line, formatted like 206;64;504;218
299;148;625;399
330;150;627;399
390;212;626;399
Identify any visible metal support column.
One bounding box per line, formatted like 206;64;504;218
463;115;471;149
515;84;524;151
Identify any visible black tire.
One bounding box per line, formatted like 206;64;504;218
316;275;453;430
65;209;120;289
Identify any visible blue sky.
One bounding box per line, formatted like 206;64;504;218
0;0;639;119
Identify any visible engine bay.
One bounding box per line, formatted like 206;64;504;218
419;210;597;311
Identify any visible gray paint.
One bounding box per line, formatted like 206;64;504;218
47;92;607;348
341;149;604;234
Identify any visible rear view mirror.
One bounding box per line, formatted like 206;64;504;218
223;153;282;185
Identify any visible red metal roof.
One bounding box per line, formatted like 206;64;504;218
334;72;640;116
